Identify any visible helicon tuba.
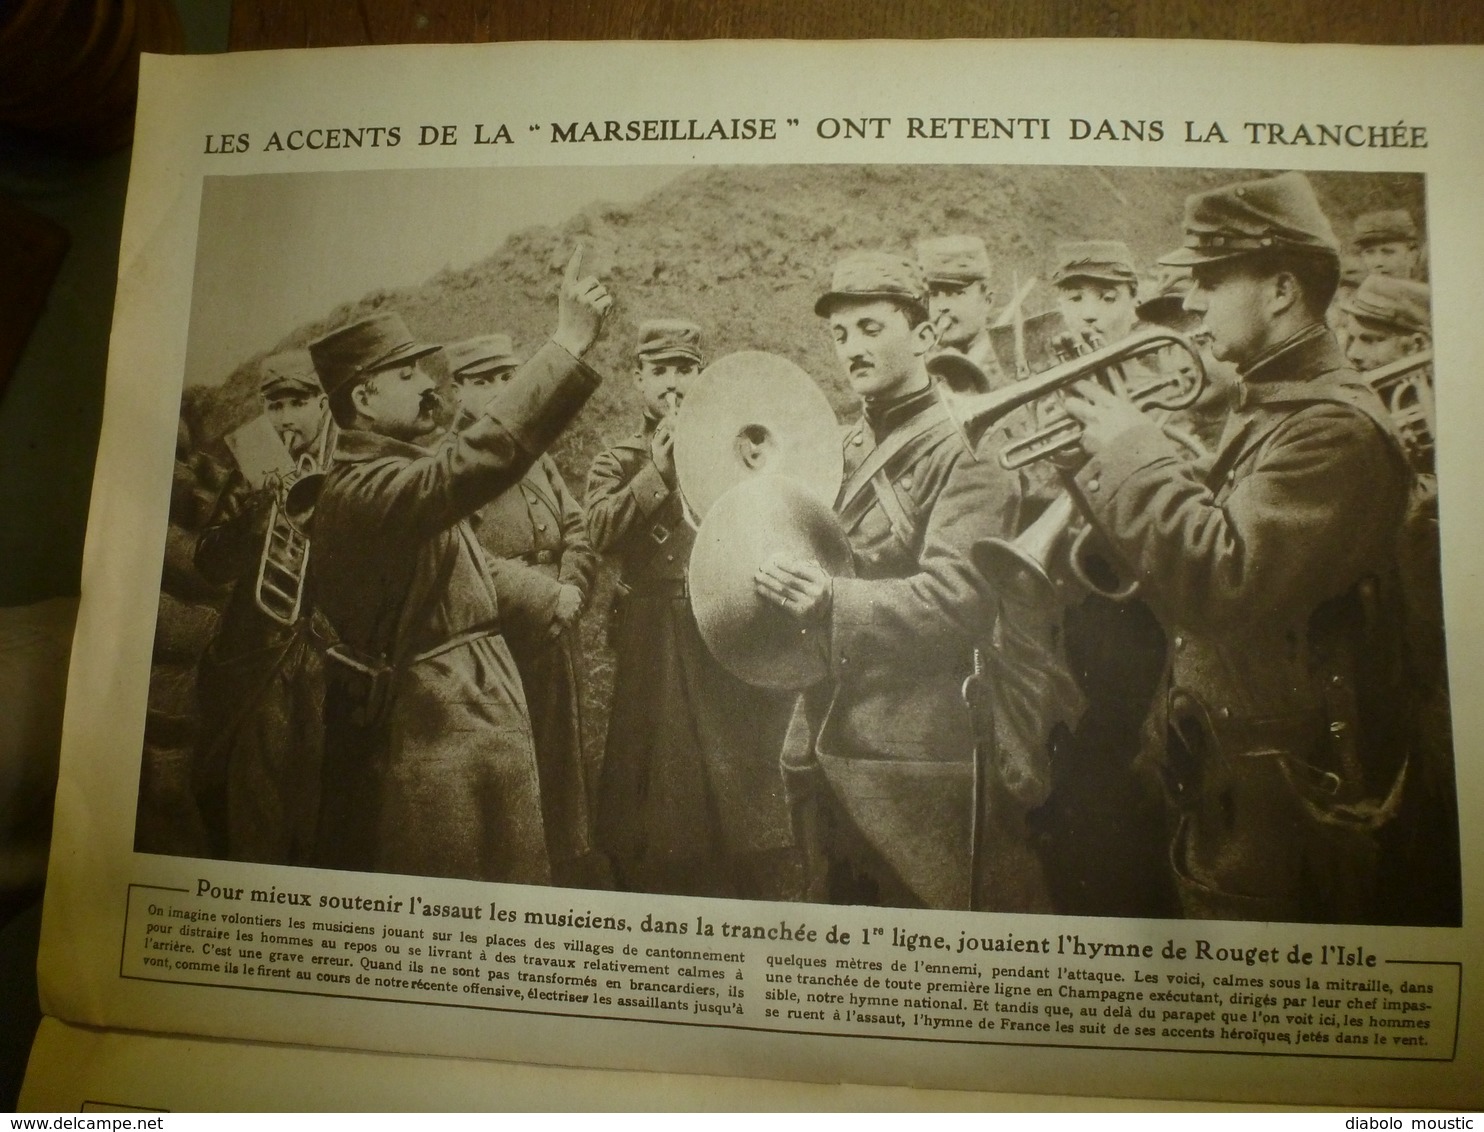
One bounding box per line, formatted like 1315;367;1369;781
1363;348;1434;473
255;420;335;626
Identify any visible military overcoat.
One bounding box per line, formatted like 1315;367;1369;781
471;452;597;869
309;342;599;884
781;388;1020;909
1070;325;1412;921
192;467;325;865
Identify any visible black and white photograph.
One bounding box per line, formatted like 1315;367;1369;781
131;161;1457;929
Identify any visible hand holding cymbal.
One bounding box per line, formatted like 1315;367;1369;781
755;553;831;624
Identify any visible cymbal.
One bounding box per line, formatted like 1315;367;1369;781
674;350;843;521
689;475;854;690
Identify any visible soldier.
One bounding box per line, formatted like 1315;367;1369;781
586;320;794;899
1341;274;1431;374
307;248;611;883
1334;274;1456;924
446;333;599;886
1062;171;1414;923
191;352;330;864
1028;242;1180;919
755;252;1040;910
1352;209;1423;280
915;234;1006;388
1051;240;1143;346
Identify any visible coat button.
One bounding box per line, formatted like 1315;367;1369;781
536;523;547;532
666;553;675;562
1088;478;1100;492
1173;634;1184;649
852;435;864;446
901;475;913;490
1218;706;1231;720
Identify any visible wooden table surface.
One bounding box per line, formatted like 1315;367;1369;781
230;0;1484;50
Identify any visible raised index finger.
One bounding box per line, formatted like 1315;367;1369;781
563;244;585;287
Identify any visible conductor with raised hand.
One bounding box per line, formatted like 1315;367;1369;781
307;247;612;884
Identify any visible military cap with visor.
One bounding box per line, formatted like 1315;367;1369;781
309;311;441;399
1134;269;1198;328
258;350;323;398
915;235;992;284
1158;171;1340;269
814;251;929;317
1340;274;1431;335
634;319;703;364
1352;208;1419;248
446;333;520;378
1050;240;1140;287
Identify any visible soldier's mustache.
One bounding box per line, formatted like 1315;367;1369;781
419;391;443;414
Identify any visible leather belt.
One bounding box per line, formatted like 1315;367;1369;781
620;577;689;599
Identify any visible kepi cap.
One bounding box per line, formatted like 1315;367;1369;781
814;252;928;317
1051;240;1139;287
1340;275;1431;335
635;319;703;364
446;333;519;377
916;235;991;284
309;312;440;399
1134;269;1197;328
258;350;323;398
1159;172;1340;268
1353;209;1418;248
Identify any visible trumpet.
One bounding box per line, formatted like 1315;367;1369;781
255;421;335;626
1363;348;1433;472
944;326;1207;468
961;329;1208;605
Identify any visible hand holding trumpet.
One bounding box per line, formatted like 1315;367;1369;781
1060;378;1161;458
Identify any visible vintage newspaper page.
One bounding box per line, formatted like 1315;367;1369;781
33;40;1484;1109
